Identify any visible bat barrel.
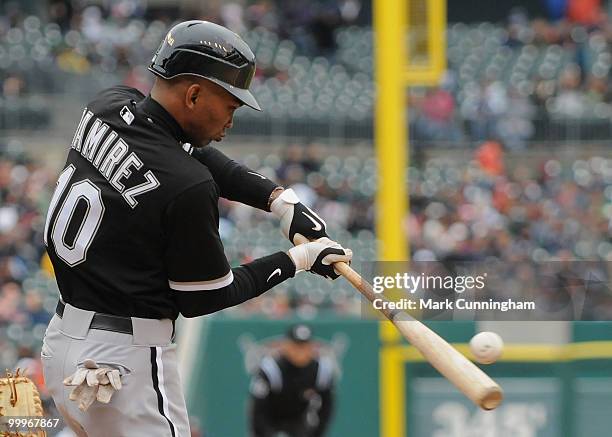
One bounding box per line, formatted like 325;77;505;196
480;386;504;410
392;316;504;410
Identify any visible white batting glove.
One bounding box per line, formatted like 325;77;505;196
270;188;328;245
63;358;123;411
287;237;352;280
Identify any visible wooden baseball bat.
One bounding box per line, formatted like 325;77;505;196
296;237;503;410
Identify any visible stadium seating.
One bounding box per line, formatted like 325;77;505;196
4;14;612;139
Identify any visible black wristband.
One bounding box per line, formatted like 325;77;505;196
241;251;296;290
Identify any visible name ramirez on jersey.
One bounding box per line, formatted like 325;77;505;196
70;108;160;208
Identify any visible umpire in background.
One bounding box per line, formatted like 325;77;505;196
42;20;351;437
249;324;335;437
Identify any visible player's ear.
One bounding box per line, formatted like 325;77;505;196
185;83;200;109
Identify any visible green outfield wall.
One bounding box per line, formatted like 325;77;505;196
186;319;612;437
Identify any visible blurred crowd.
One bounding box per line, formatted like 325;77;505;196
3;2;612;142
0;0;365;94
407;140;612;319
412;5;612;147
0;142;56;424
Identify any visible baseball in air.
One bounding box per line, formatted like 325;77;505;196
469;332;504;364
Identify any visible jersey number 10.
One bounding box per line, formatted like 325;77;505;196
44;165;105;267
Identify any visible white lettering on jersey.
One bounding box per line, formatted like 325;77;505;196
81;119;109;161
51;179;105;266
93;131;117;168
122;171;160;208
44;164;76;246
110;152;142;192
70;108;87;150
71;111;161;208
71;109;94;152
99;139;129;179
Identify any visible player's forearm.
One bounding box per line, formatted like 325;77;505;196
192;146;279;211
175;252;295;317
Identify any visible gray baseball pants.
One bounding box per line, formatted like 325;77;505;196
41;303;190;437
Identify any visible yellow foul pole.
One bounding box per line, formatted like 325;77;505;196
376;2;446;436
375;0;409;262
375;1;410;436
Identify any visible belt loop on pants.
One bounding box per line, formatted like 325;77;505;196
56;301;133;335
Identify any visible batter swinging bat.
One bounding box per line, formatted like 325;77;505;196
295;236;504;410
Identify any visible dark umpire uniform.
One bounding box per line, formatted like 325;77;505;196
40;21;348;437
249;325;335;437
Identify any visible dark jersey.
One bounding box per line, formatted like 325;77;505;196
249;355;335;437
44;86;294;319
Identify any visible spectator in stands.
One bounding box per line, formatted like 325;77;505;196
553;64;587;118
221;1;248;34
2;75;25;98
310;3;342;57
245;0;279;32
48;0;74;32
303;143;324;173
567;0;603;25
461;77;507;141
497;86;535;149
338;0;362;24
278;143;306;181
414;86;463;143
0;282;26;325
23;289;51;326
585;74;612;104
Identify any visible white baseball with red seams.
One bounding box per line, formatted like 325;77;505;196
469;331;504;364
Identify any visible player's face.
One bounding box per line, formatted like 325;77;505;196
185;80;242;146
283;341;315;367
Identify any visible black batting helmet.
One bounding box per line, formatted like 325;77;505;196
149;20;261;111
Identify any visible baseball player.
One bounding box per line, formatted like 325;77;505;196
41;21;352;437
248;324;335;437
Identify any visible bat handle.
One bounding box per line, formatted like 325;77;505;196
293;235;311;245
